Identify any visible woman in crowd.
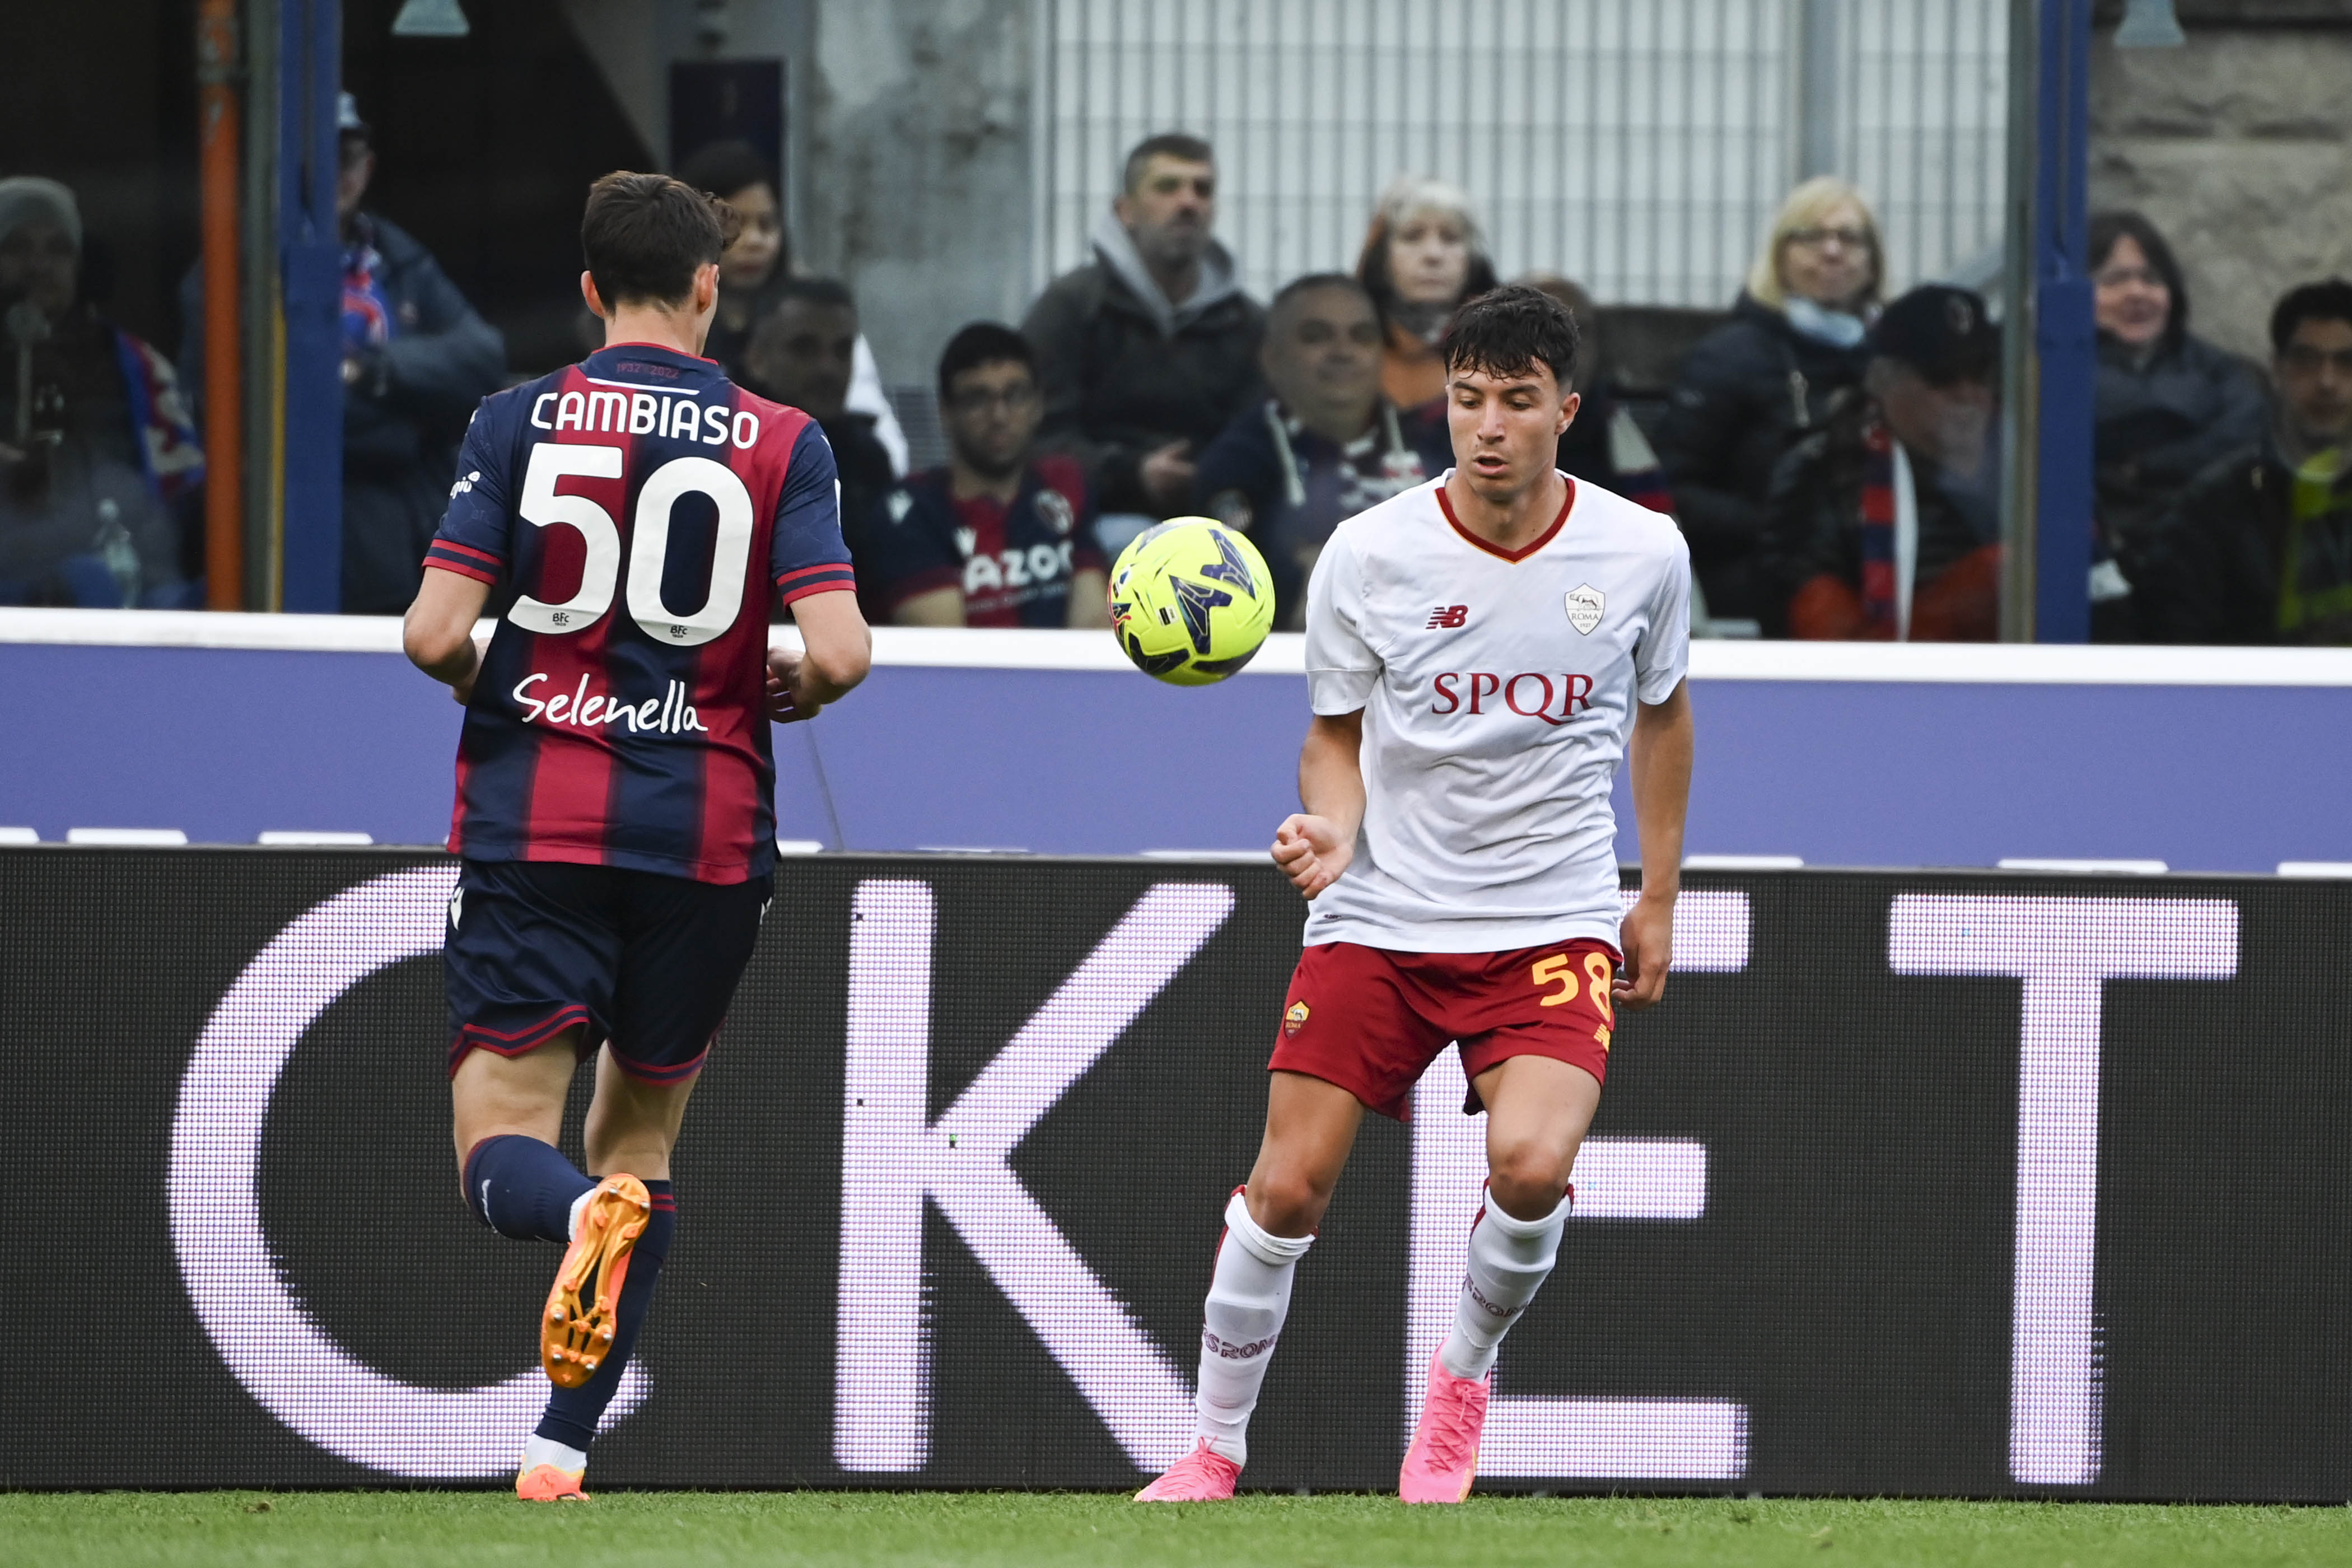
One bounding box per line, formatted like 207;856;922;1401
1353;175;1499;412
2088;210;2267;550
674;141;909;475
1654;176;1884;624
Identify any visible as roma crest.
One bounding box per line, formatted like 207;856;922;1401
1565;584;1605;634
1283;1001;1310;1037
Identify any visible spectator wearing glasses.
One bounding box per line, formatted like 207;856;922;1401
1758;286;2003;642
2088;211;2269;552
1023;133;1265;541
1354;175;1501;414
1194;274;1452;628
2138;279;2352;645
1656;176;1885;625
0;176;200;607
672;140;909;476
864;323;1107;628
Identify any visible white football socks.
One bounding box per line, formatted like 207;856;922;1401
522;1433;588;1476
1194;1189;1313;1467
567;1186;595;1243
1439;1187;1570;1381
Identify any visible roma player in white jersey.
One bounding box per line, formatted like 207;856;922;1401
1137;285;1695;1504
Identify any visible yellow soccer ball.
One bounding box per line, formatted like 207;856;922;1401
1107;517;1276;685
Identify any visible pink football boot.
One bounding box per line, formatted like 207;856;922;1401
1134;1440;1242;1502
1399;1348;1490;1503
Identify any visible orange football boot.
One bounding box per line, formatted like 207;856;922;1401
516;1463;590;1502
541;1173;651;1389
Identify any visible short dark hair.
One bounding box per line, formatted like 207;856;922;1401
581;171;740;309
1122;133;1215;194
2088;209;2188;348
772;276;856;314
1441;283;1579;390
937;322;1034;400
2270;277;2352;354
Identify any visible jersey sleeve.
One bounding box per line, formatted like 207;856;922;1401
1635;527;1694;704
771;419;860;606
422;398;515;585
1303;528;1380;715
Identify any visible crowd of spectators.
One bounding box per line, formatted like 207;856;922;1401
7;119;2350;648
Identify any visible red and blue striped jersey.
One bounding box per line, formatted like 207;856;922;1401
424;342;855;884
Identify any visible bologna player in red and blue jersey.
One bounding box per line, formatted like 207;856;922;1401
402;172;872;1502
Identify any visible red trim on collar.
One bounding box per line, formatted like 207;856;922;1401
1436;477;1576;563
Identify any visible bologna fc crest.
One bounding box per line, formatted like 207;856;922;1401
1565;584;1605;634
1284;1001;1310;1037
1035;488;1076;538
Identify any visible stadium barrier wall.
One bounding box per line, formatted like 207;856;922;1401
4;610;2352;871
3;847;2346;1499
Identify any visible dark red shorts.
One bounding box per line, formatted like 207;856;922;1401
1268;938;1621;1121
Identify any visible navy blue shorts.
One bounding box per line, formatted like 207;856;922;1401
444;859;771;1085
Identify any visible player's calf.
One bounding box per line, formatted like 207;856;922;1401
1135;1189;1312;1501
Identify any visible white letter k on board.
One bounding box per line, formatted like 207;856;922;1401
833;878;1234;1473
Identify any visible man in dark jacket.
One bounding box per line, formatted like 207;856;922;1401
744;277;898;619
1021;133;1264;530
2138;279;2352;645
181;93;505;613
1758;286;2003;642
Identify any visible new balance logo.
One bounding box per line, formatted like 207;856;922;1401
1426;604;1469;629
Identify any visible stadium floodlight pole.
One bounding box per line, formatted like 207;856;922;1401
196;0;244;610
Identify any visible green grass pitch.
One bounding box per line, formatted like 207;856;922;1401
4;1492;2350;1567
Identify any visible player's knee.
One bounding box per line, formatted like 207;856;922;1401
1486;1145;1571;1221
1244;1171;1329;1239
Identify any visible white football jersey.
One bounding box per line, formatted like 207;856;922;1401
1301;473;1691;953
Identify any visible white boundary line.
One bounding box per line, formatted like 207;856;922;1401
8;608;2352;687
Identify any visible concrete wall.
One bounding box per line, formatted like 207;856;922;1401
559;0;1035;394
799;0;1035;388
2089;21;2352;362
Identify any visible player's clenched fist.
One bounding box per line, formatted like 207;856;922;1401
1271;813;1352;899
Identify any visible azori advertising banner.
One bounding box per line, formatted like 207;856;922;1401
2;851;2346;1497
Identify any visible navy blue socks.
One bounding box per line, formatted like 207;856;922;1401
536;1179;675;1451
463;1133;595;1242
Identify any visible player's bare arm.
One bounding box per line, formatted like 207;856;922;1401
1272;709;1364;899
1618;678;1693;1011
766;587;872;724
403;566;493;703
